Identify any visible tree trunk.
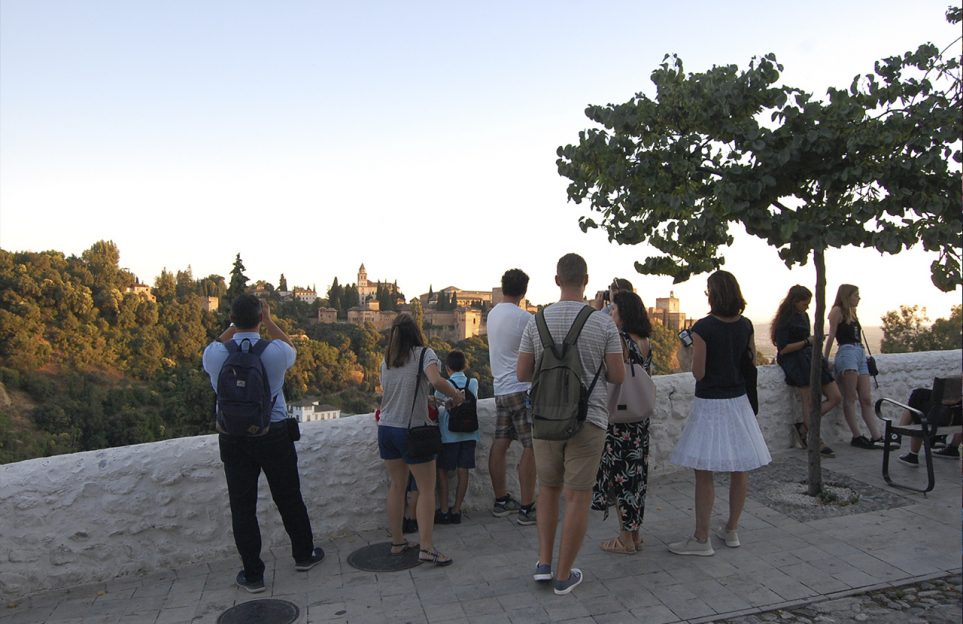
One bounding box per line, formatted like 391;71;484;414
807;249;827;496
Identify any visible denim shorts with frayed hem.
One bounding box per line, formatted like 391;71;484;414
833;343;869;376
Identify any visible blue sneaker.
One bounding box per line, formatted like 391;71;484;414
295;547;325;571
553;568;583;595
533;561;552;582
235;570;265;593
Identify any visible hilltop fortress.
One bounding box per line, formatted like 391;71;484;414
316;264;693;343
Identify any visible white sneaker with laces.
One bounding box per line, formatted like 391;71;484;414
715;525;740;548
667;536;714;556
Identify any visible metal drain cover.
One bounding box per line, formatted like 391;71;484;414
346;541;422;572
217;599;299;624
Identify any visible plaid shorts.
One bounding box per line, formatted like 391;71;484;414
494;391;533;449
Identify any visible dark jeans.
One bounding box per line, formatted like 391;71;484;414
219;423;314;579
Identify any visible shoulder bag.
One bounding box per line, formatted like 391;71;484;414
406;347;442;460
607;334;656;424
739;318;759;415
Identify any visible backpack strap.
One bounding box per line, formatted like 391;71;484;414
563;306;595;346
251;339;271;356
407;347;429;430
534;310;554;349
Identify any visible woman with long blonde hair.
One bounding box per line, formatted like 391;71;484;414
822;284;884;449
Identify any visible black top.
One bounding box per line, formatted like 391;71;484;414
692;315;754;399
775;312;812;364
836;317;861;346
622;330;652;375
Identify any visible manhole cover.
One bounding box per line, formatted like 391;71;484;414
217;599;299;624
347;541;422;572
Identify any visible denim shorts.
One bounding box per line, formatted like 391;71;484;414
377;424;436;465
834;343;869;376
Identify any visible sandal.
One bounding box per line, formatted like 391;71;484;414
390;540;415;556
418;547;453;567
600;536;636;555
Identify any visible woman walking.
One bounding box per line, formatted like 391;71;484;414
378;313;464;566
669;271;771;556
771;285;842;456
822;284;884;449
592;291;653;554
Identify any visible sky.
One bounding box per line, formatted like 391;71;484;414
1;1;960;326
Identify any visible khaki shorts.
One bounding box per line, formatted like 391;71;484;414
495;391;533;449
533;422;606;491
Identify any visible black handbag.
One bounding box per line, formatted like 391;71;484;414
740;318;759;415
406;348;441;460
860;324;880;387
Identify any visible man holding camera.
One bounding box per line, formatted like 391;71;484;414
202;295;323;593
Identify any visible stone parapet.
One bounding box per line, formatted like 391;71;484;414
1;350;958;598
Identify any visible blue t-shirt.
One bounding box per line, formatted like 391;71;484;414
202;332;296;422
435;371;480;443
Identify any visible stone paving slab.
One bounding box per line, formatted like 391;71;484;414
2;444;961;623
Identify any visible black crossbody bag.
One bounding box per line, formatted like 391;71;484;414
406;348;442;460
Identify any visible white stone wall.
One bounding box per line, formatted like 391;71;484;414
1;350;958;599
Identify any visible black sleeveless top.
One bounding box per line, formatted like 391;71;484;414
836;317;861;346
691;315;754;399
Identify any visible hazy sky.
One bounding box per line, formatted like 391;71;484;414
2;1;959;325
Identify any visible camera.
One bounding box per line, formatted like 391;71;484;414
678;329;693;347
602;291;610;302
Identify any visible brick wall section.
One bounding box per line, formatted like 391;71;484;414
1;350;959;598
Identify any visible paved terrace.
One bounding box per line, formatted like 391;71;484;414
3;442;960;624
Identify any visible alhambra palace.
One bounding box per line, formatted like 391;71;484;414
303;264;693;343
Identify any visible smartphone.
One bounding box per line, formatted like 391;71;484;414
678;329;693;347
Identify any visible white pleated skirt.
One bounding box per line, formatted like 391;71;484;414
670;395;772;472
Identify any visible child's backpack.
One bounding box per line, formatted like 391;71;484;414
529;306;603;440
215;338;276;436
447;377;478;433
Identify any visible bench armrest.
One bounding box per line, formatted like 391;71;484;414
874;398;923;423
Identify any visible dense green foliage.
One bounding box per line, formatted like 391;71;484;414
0;243;387;464
881;304;962;354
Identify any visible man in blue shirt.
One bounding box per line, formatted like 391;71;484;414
203;295;323;593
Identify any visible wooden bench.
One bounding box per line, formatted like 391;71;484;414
875;375;962;494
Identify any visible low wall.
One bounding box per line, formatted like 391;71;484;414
1;350;958;598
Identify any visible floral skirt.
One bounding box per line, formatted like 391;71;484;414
591;420;649;531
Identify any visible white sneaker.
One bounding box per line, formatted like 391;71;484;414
667;536;714;556
715;525;740;548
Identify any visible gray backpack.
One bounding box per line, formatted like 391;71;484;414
529;305;603;440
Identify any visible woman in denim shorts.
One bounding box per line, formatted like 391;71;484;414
823;284;884;449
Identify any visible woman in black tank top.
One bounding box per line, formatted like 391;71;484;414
823;284;884;449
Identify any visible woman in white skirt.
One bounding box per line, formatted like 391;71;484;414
669;270;771;556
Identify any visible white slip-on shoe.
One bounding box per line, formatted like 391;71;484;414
715;525;740;548
667;537;714;556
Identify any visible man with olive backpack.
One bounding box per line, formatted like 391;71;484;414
517;253;624;595
202;295;323;593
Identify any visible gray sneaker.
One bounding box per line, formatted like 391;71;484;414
553;568;583;595
517;505;536;526
492;494;520;517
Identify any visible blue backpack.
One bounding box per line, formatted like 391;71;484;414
215;338;276;436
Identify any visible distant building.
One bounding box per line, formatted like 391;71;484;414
355;263;400;304
200;296;219;312
347;306;397;330
288;400;340;422
317;307;338;324
124;284;156;303
292;287;318;303
424;308;482;343
650;291;692;331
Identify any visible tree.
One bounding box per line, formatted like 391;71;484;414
882;304;962;353
226;253;248;302
327;278;342;317
278;273;288;292
410;297;425;333
557;11;961;493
